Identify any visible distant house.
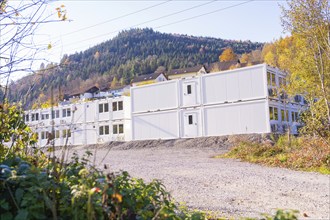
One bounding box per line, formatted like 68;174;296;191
207;60;262;73
68;86;100;101
109;85;131;97
166;65;207;80
132;72;167;87
81;86;100;99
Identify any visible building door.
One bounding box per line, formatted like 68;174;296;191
182;81;198;107
183;111;199;138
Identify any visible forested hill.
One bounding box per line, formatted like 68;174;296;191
9;28;263;108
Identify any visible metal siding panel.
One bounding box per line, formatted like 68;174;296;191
85;124;97;145
238;69;253;100
73;125;84;145
131;81;179;113
202;74;227;104
250;65;267;99
132;110;179;140
204;100;269;136
85;102;96;123
202;64;267;106
226;72;240;102
73;103;85;123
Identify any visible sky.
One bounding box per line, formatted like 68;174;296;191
37;0;288;65
1;0;288;83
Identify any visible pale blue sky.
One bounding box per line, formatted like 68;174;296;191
37;0;288;65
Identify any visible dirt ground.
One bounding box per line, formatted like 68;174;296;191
55;135;330;219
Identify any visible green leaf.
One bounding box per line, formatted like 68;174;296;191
15;188;24;205
14;209;28;220
1;212;13;220
0;199;10;210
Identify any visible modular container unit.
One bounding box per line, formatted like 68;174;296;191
131;80;180;113
201;64;268;105
25;95;132;147
85;101;97;123
180;108;203;138
203;100;271;137
179;78;202;108
132;110;180;140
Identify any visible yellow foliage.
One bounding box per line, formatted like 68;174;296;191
219;47;237;62
240;53;250;63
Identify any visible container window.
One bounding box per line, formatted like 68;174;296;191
188;115;193;125
274;108;278;120
118;101;123;111
187;85;192;94
112;102;117;111
99;126;104;135
113;125;118;134
269;107;274;120
62;129;71;138
267;72;271;85
271;73;276;86
104;125;109;135
281;109;286;121
104;103;109;112
99;104;104;113
52;110;59;119
119;124;124;134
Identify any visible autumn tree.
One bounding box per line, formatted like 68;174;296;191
219;47;237;62
264;0;330;142
111;76;119;88
240;53;250;63
94;51;100;60
0;0;67;103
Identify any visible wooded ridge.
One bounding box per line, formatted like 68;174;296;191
6;28;263;108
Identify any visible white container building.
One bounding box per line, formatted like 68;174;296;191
24;96;131;147
24;63;306;146
131;64;306;140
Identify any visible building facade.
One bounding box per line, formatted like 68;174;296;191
24;96;131;147
131;64;305;140
25;63;306;146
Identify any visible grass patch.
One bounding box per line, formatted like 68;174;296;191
217;136;330;174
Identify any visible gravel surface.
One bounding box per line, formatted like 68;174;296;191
59;136;330;219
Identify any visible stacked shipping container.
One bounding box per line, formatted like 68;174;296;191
131;64;304;140
24;96;131;147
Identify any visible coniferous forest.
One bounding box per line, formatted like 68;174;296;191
8;28;263;108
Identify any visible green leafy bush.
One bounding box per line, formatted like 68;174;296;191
0;151;208;220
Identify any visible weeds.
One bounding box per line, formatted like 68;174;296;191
219;136;330;174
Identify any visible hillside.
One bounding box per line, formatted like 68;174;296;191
8;28;263;108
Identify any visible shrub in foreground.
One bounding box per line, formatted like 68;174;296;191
0;152;208;220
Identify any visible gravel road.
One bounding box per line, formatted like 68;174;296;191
63;136;330;219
